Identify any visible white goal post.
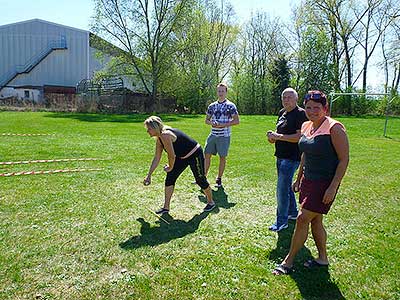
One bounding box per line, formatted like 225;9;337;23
328;92;397;137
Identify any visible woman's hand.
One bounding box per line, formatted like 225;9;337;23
143;175;151;186
292;179;301;193
163;164;172;173
322;185;337;204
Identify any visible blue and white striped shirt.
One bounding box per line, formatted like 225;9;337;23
206;99;238;137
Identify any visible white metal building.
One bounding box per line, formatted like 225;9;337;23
0;19;111;100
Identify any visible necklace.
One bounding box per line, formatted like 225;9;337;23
310;117;326;134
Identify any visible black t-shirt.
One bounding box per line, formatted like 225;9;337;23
274;106;308;161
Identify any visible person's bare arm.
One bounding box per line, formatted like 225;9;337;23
143;139;163;185
215;114;240;128
205;114;213;126
322;124;349;204
269;129;301;143
160;133;176;172
292;153;305;192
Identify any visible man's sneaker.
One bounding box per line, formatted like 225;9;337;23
203;202;216;212
288;215;298;220
215;177;222;188
155;207;169;215
268;223;288;232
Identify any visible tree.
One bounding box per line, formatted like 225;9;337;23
380;15;400;115
92;0;192;109
170;0;239;113
269;55;291;114
296;27;335;95
301;0;368;92
231;13;288;114
351;0;400;91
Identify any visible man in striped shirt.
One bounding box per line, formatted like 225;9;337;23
204;83;240;187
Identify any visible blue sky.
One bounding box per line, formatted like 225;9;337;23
0;0;295;30
0;0;384;88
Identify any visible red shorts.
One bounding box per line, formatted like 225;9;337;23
299;177;337;214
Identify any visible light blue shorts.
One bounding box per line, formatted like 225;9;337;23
204;134;231;157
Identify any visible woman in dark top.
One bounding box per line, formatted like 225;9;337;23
143;116;216;214
273;90;349;275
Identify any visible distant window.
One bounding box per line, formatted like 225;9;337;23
24;90;30;98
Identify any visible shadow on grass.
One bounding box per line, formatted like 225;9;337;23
198;186;236;210
269;222;345;300
44;113;202;123
120;212;210;249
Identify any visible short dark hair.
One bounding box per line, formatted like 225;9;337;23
304;90;327;106
217;83;228;92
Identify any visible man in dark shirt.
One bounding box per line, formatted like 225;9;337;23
266;88;308;231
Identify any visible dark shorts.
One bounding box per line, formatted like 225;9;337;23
299;177;337;214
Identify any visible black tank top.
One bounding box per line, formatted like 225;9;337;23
159;128;198;158
299;117;344;180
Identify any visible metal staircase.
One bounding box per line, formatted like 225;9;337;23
0;36;67;92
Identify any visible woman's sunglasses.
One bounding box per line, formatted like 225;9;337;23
304;93;325;101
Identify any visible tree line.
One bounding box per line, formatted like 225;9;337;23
92;0;400;115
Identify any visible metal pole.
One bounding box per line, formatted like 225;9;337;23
330;92;393;136
328;93;341;117
384;95;396;137
384;115;389;137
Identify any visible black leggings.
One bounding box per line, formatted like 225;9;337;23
165;147;209;189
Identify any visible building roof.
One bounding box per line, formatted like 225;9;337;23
0;18;89;34
0;18;124;53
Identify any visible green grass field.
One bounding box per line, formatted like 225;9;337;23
0;111;399;300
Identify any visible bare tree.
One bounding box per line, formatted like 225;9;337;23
233;12;288;113
381;18;400;94
92;0;191;107
312;0;370;90
171;0;238;112
351;0;400;91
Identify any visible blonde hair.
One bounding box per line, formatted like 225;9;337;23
144;116;171;135
217;82;228;92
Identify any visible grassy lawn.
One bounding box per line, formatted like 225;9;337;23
0;111;399;300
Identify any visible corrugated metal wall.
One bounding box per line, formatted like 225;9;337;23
0;19;89;88
89;47;112;78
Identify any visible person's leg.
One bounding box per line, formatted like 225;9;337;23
163;159;187;210
218;156;226;178
163;185;175;210
205;153;212;177
273;159;287;229
204;134;217;177
215;136;230;186
279;209;318;268
273;159;298;229
288;160;300;218
310;214;329;264
189;150;215;205
202;186;214;204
